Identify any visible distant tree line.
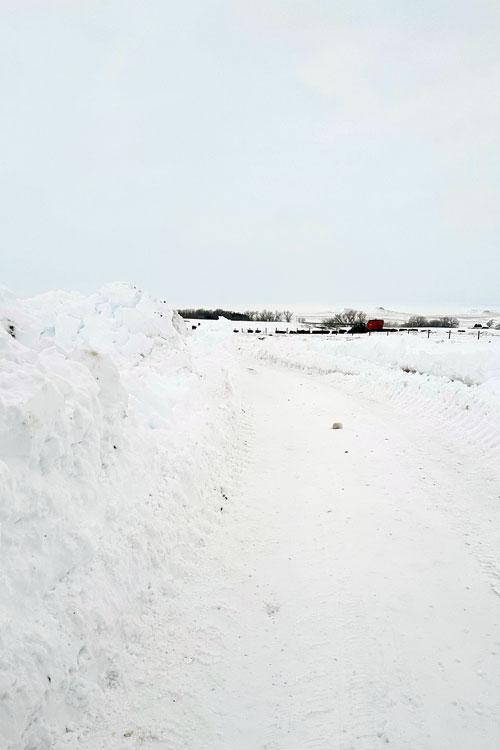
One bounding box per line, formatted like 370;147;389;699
321;310;462;332
178;308;294;322
178;308;249;321
403;315;459;328
244;310;294;322
181;307;486;330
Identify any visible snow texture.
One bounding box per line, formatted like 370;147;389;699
252;333;500;456
3;287;500;749
0;283;239;749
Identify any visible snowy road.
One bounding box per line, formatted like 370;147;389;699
81;357;500;750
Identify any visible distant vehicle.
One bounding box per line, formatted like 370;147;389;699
367;319;384;332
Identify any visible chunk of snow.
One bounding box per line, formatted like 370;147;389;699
0;283;239;748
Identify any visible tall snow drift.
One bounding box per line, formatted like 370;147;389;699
0;283;238;749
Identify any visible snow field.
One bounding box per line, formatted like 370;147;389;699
250;334;500;457
3;290;500;749
0;285;240;749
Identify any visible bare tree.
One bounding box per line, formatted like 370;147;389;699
257;309;275;322
274;310;283;322
344;309;366;326
426;316;459;328
406;315;429;327
322;309;367;328
282;310;294;323
439;316;459;328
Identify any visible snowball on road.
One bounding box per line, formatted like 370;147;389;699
1;291;500;749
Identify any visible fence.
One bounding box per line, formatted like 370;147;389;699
229;326;500;341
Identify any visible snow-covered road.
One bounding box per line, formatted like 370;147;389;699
79;354;500;750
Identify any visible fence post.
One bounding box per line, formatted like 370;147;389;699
478;329;480;340
427;329;430;339
448;330;451;339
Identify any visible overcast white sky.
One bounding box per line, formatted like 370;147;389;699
1;0;499;307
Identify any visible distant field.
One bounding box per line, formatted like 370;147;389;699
179;303;500;329
187;319;500;341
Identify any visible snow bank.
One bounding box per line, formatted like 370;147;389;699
0;284;239;749
251;334;500;454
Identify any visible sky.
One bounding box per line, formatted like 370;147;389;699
1;0;499;308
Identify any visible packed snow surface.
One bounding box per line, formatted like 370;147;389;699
253;333;500;456
2;291;500;749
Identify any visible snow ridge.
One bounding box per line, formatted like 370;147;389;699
0;284;239;748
